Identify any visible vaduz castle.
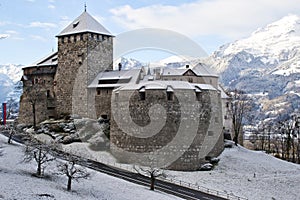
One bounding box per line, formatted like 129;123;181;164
19;10;230;170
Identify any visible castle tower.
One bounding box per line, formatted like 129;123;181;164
54;10;113;118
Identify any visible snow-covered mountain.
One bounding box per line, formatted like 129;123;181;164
0;64;23;83
0;64;23;115
113;57;144;70
209;14;300;123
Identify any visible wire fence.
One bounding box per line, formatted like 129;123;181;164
92;157;248;200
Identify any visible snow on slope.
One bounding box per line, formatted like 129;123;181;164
167;142;300;200
0;134;181;200
211;14;300;77
0;64;23;83
35;133;300;200
219;15;300;65
0;64;23;104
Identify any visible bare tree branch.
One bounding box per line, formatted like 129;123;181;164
228;89;253;146
134;164;165;191
56;156;90;191
23;138;56;177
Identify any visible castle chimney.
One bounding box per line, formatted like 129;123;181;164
186;64;189;69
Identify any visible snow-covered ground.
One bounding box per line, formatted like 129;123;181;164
13;133;300;200
166;142;300;200
0;134;181;200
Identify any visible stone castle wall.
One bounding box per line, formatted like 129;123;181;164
54;33;113;118
110;88;224;171
18;66;56;125
94;88;113;119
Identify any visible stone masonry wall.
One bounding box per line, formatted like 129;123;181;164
110;88;224;171
55;33;113;118
18;69;56;125
94;88;113;119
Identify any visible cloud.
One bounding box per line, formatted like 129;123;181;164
110;0;300;40
0;21;9;26
26;0;35;2
4;30;24;40
59;16;71;29
29;21;57;29
30;35;47;42
48;0;55;2
0;34;9;39
5;30;18;35
48;4;55;9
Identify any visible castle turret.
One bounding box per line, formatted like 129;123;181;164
54;10;113;118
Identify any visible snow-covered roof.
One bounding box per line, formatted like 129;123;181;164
116;80;217;92
57;11;113;37
192;83;217;91
23;52;58;69
161;68;188;76
192;63;218;77
88;69;141;88
218;85;230;99
161;63;218;77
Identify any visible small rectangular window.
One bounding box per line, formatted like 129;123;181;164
101;115;108;119
97;89;101;95
167;92;174;101
140;92;145;100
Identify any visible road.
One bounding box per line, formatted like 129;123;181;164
1;131;227;200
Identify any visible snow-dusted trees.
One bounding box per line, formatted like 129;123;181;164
23;139;56;177
275;116;300;163
229;89;252;146
56;156;90;191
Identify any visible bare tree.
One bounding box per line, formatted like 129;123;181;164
0;145;3;157
23;84;43;128
229;89;252;146
23;139;56;177
56;156;90;191
134;165;165;191
7;125;16;144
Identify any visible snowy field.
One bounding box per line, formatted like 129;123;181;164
5;132;300;200
166;142;300;200
0;134;181;200
59;137;300;200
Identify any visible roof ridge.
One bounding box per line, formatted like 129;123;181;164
57;11;113;37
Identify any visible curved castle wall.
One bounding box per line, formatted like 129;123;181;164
110;88;224;171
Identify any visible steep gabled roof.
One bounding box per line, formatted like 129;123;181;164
192;63;218;77
57;11;113;37
23;51;58;69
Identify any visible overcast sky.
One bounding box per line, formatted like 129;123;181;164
1;0;300;65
